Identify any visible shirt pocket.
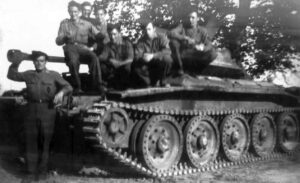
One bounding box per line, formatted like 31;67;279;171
41;81;56;98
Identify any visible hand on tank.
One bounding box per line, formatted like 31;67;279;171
195;43;205;51
53;91;64;107
143;53;154;62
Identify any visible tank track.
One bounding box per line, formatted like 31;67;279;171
82;100;300;179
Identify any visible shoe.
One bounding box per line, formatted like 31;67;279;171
73;88;84;94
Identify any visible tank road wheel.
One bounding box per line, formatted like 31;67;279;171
100;108;133;148
221;114;250;162
137;115;183;172
184;116;220;168
129;120;146;156
277;112;300;153
250;113;276;157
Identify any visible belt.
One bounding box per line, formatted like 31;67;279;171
67;42;87;47
28;99;50;103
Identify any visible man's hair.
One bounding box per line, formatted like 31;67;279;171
188;6;198;16
31;51;49;61
108;23;121;33
81;1;92;8
68;1;82;11
139;18;156;29
94;6;107;14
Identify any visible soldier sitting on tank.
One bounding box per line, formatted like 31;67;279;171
98;24;134;90
132;20;173;88
168;8;217;76
55;1;105;94
80;1;94;23
93;6;110;55
7;51;73;182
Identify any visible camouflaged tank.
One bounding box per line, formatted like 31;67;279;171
7;49;300;178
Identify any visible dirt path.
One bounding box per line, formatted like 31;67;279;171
1;152;300;183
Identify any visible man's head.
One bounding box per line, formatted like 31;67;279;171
109;24;122;44
68;1;81;21
187;10;199;28
81;1;92;18
95;8;106;23
145;22;156;40
31;51;48;72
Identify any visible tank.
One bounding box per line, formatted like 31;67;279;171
7;49;300;178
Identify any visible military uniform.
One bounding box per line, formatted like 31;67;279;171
99;38;134;89
169;23;217;74
56;18;102;92
133;33;173;87
7;62;73;175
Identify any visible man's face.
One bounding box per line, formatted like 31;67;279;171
82;5;92;18
110;28;121;43
69;6;81;21
95;9;106;23
34;56;47;72
146;23;156;39
188;12;199;28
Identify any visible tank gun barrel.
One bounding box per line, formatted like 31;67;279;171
7;49;65;63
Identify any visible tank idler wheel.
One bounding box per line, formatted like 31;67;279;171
137;115;183;172
277;112;300;153
100;107;132;148
184;116;220;168
221;114;250;162
250;113;276;157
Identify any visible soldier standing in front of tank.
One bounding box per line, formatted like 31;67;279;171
56;1;105;94
168;8;217;76
7;51;73;183
132;20;173;87
98;24;134;89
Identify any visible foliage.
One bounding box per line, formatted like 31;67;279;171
93;0;300;78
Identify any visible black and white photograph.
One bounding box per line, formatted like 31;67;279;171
0;0;300;182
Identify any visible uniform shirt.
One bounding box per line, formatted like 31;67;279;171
169;23;213;50
56;18;99;46
101;38;134;62
80;16;96;24
93;21;110;44
135;32;171;60
7;63;73;102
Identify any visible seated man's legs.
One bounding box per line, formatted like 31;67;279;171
78;48;103;91
149;55;173;86
169;39;184;75
131;60;151;88
64;44;104;93
111;63;132;90
63;45;81;90
182;47;217;74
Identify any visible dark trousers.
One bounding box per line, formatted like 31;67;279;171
24;103;56;174
132;55;173;88
63;44;102;90
169;39;217;74
101;62;132;90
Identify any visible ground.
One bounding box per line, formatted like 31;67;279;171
0;148;300;183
